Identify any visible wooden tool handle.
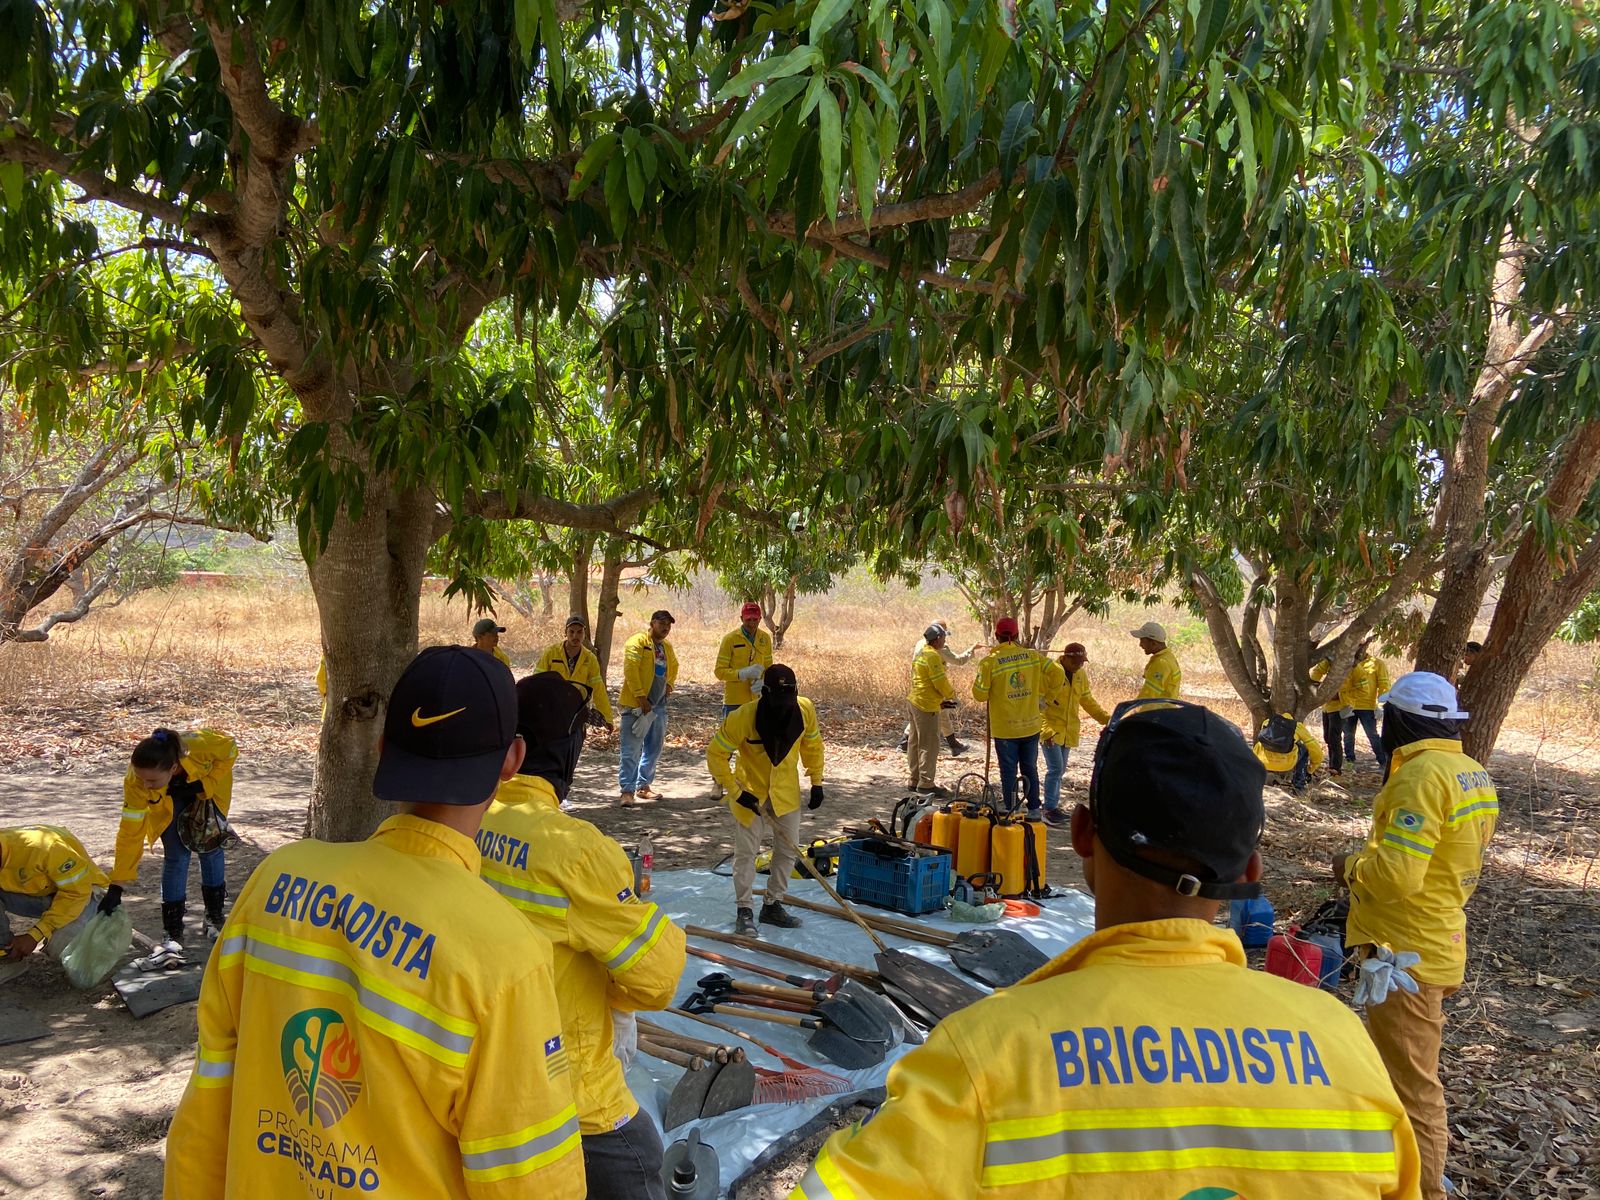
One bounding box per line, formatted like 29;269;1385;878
635;1021;730;1060
709;1004;817;1029
760;891;956;947
637;1039;705;1070
685;925;879;982
731;980;824;1003
687;944;815;987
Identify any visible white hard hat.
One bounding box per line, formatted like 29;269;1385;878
1130;621;1168;642
1379;671;1469;721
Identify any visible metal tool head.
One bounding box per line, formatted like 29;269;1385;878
700;1056;755;1117
947;929;1051;989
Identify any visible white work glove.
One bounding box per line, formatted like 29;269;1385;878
632;710;657;739
611;1010;638;1068
738;664;764;682
1353;946;1421;1007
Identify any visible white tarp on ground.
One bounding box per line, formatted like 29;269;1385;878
624;869;1096;1196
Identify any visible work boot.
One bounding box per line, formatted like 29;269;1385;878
201;885;228;941
161;900;187;946
734;908;759;936
946;734;969;756
896;736;908;753
619;791;637;808
759;901;802;929
1042;808;1069;827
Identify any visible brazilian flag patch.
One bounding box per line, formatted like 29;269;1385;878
1394;808;1425;832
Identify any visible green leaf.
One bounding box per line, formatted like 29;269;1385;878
850;101;879;227
514;0;538;59
1170;180;1203;312
1194;0;1232;62
1226;81;1257;211
725;75;812;146
811;0;853;45
569;132;619;199
819;89;842;223
998;99;1035;182
0;161;23;209
716;46;823;101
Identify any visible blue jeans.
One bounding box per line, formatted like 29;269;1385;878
160;797;226;903
995;734;1041;813
1291;744;1311;789
1041;742;1070;810
618;706;668;794
1344;709;1387;769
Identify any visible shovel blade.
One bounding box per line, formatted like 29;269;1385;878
874;949;986;1021
700;1058;755;1117
807;1024;886;1070
947;929;1052;989
663;1062;719;1131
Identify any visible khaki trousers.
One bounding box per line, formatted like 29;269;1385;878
1365;981;1458;1200
732;802;803;911
907;704;942;790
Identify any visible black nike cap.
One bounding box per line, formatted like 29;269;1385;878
373;646;518;806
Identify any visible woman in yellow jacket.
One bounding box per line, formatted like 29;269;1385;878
1040;643;1111;825
708;665;825;936
1341;643;1392;772
103;727;237;955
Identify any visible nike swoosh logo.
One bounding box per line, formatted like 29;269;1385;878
411;706;465;727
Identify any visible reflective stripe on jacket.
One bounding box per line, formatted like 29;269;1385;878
1042;669;1111;748
1346;739;1497;986
114;729;238;885
790;920;1421;1199
972;645;1066;740
907;647;956;713
534;644;616;724
1137;647;1182;700
617;633;678;710
715;627;775;706
0;825;108;941
708;698;825;825
1254;719;1326;774
478;774;685;1135
163;814;585;1200
1340;657;1391;711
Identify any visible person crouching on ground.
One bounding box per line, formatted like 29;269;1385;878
479;672;686;1200
1253;711;1324;793
1;824;109;982
104;727;238;959
709;665;825;936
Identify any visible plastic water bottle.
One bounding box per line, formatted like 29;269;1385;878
639;833;654;897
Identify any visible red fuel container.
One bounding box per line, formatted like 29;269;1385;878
1264;932;1325;988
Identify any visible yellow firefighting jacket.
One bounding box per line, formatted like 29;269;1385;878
617;633;679;710
1137;646;1183;700
972;645;1066;740
0;825;108;942
715;626;776;706
1340;656;1391;711
491;646;511;668
164;815;584;1200
1346;739;1498;986
1042;669;1111;748
791;919;1421;1200
709;698;825;825
114;729;238;885
478;774;685;1135
908;646;956;713
1254;717;1327;775
534;643;616;724
1310;661;1345;713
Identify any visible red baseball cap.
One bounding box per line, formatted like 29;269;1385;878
740;602;762;620
995;617;1019;640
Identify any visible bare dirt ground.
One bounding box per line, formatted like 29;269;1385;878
1;584;1598;1197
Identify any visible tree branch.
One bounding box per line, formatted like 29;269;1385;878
0;117;202;231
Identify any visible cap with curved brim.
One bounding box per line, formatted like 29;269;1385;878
372;645;517;806
1379;671;1468;721
1129;621;1168;641
372;741;512;806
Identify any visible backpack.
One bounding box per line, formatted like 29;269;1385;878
1258;713;1297;755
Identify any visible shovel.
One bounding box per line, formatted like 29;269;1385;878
696;973;895;1045
683;991;887;1070
687;944;852;997
769;824;986;1023
684;925;879;982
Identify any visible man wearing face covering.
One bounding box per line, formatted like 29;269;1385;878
1334;672;1498;1200
708;665;825;936
477;672;687;1200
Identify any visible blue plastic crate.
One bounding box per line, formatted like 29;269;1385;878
836;840;951;915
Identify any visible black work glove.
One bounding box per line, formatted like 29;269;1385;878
808;785;825;811
584;708;609;729
98;885;123;915
940;699;958;709
735;791;761;812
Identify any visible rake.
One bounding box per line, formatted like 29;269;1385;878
664;1007;853;1104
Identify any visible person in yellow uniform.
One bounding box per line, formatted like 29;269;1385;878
1130;619;1182;698
971;617;1066;815
1341;642;1392;772
536;614;616;732
1334;672;1496;1200
1;825;109;979
1253;712;1325;793
906;626;957;796
897;620;979;756
479;672;686;1199
617;611;679;807
709;665;824;936
1311;657;1351;777
472;617;512;667
715;601;775;717
104;727;238;959
164;645;585;1200
1039;643;1110;826
790;699;1422;1200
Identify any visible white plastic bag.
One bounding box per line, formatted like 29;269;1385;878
60;908;133;988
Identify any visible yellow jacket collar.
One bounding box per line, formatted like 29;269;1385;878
1389;737;1463;769
373;813;482;873
496;774;562;810
1022;918;1246;985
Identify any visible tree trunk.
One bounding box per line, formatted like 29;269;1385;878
593;538;625;680
305;466;437;841
767;576;797;651
537;571;555;618
1188;566;1272;725
566;534;595;631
